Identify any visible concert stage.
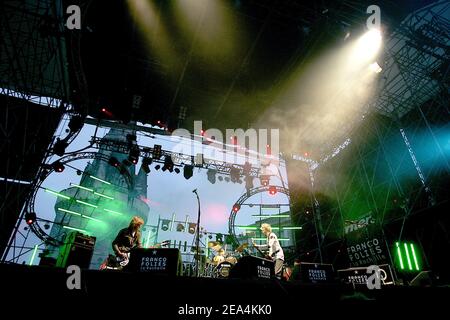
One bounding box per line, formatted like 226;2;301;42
2;263;448;318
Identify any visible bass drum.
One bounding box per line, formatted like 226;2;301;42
215;261;233;278
225;256;237;265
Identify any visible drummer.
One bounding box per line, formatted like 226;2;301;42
213;248;226;264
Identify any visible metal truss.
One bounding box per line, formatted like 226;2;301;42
290;2;450;265
90;137;261;178
0;0;70;100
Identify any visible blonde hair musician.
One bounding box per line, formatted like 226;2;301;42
252;223;285;279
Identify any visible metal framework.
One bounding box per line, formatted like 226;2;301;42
227;185;290;247
290;2;450;267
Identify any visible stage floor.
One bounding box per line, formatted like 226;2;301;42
1;263;448;318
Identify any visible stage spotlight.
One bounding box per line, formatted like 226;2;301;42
25;212;37;225
174;168;180;174
68;116;83;133
268;186;277;195
154;165;161;171
128;145;140;165
218;176;223;182
152;144;162;160
207;169;217;184
51;161;65;173
108;157;120;168
230;167;240;183
260;175;270;187
162;156;174;172
369;62;382;73
183;165;194;180
354;29;382;61
232;204;241;213
53;138;68;156
44;223;50;230
141;157;152;174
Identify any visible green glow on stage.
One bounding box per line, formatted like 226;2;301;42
45;188;70;200
82;215;102;223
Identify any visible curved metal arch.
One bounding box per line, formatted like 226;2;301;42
26;152;132;246
228;186;290;247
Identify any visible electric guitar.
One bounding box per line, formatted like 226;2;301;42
116;240;170;267
251;239;272;261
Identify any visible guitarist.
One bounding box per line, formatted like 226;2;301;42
252;223;285;279
112;216;144;264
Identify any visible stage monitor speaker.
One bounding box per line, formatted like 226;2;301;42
410;271;433;287
56;231;96;269
292;262;335;283
337;264;395;286
229;255;274;280
126;248;182;276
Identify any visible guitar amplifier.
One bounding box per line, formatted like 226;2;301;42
292;262;335;283
126;248;182;276
229;255;274;280
56;231;96;269
337;264;395;286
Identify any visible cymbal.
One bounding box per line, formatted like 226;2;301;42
235;243;248;252
208;241;222;251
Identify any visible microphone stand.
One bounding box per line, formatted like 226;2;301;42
193;189;201;277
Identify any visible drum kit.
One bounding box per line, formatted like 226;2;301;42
202;241;249;278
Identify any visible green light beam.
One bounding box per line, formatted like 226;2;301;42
57;208;81;216
404;242;413;271
29;244;38;265
45;189;70;200
76;199;98;208
103;208;123;215
94;192;114;200
396;242;404;270
410;243;419;271
70;183;93;192
89;175;111;185
63;226;88;233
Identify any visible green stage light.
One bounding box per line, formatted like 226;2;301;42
89;175;111;185
76;199;98;208
58;208;81;216
63;226;89;233
410;243;420;271
404;242;413;271
70;183;93;192
395;242;421;272
82;215;102;223
45;188;70;200
29;244;38;265
94;192;114;200
103;208;123;215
